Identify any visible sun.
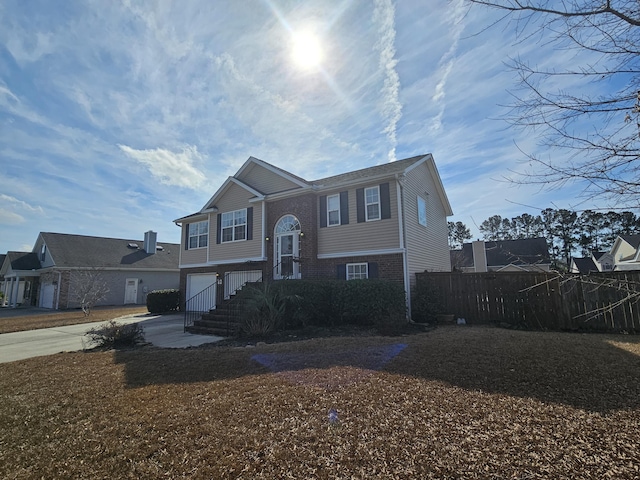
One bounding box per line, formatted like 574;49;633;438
291;31;323;70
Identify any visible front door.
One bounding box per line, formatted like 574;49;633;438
124;278;138;304
276;233;299;279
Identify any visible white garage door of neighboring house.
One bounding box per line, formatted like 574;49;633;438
124;278;139;304
40;283;55;309
186;273;217;312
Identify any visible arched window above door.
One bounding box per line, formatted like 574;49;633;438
275;215;301;234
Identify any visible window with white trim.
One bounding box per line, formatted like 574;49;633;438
347;263;368;280
365;186;380;221
221;209;247;242
327;194;340;226
417;195;427;226
188;221;209;249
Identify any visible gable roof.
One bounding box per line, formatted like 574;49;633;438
453;238;551;268
312;155;425;188
619;234;640;249
571;257;599;274
40;232;179;270
177;153;453;221
3;251;41;273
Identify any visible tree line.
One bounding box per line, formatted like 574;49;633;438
449;209;640;267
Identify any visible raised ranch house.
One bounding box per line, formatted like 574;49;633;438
0;231;179;309
175;154;453;325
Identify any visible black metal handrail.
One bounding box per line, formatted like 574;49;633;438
184;282;217;332
184;269;264;334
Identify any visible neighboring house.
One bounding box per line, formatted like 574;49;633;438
609;234;640;271
569;251;614;274
451;238;551;272
174;154;453;316
0;252;41;307
0;231;179;309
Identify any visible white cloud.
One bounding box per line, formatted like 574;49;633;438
118;144;207;189
0;194;44;214
0;210;25;225
373;0;402;162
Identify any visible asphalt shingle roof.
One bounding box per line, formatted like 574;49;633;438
6;252;41;271
620;234;640;249
41;233;179;270
453;238;551;268
572;257;599;274
311;155;425;188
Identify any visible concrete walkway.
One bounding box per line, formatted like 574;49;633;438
0;313;223;364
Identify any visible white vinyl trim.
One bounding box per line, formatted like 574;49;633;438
317;248;404;260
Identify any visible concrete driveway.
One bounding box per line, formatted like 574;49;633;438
0;312;223;364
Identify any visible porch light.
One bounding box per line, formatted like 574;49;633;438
300;232;305;237
265;236;270;242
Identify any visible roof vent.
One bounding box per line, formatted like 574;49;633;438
128;243;139;249
156;245;164;251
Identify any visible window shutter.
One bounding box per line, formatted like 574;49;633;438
246;207;253;240
380;183;391;219
337;264;346;279
368;262;379;279
319;195;327;228
184;225;189;250
340;191;349;225
356;188;365;223
216;214;222;245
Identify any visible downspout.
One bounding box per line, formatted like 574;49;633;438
261;200;266;260
56;271;62;310
395;173;411;320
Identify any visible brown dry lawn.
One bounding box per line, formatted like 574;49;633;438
1;326;640;479
0;305;149;334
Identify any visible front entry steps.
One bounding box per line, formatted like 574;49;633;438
186;301;242;337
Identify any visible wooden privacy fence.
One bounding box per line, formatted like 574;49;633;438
415;271;640;333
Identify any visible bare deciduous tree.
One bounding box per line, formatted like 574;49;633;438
69;269;110;316
469;0;640;205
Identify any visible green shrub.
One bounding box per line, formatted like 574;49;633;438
147;289;180;314
86;320;145;349
411;277;445;324
237;282;301;336
249;279;406;330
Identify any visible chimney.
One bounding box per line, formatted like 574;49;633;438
472;240;487;273
143;231;157;254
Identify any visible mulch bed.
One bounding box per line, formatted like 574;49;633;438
1;326;639;479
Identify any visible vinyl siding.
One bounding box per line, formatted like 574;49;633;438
237;162;302;194
317;183;400;256
403;162;451;283
210;183;263;262
181;214;211;266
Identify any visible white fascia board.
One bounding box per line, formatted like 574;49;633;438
317;248;405;259
202;176;265;211
262;185;313;201
207;256;267;266
314;173;399;192
173;212;209;224
179;262;211;269
240;156;310;189
425;156;453;216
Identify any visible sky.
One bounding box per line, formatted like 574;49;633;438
0;0;620;253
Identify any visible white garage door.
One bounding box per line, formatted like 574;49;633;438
40;283;55;309
186;273;217;312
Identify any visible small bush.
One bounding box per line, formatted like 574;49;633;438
411;277;445;324
86;320;145;349
147;289;180;314
238;282;301;336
